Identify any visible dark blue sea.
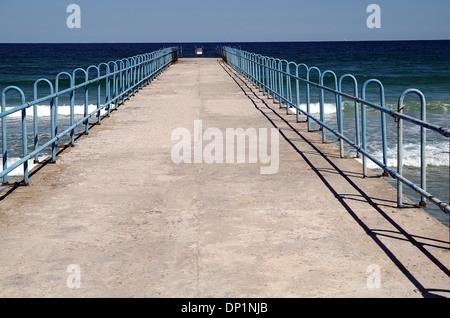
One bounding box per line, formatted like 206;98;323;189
0;41;449;225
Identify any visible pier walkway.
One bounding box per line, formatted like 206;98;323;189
0;58;448;297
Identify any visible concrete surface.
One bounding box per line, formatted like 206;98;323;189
0;58;448;298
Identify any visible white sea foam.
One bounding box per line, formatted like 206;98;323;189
0;157;44;177
355;142;449;169
4;104;112;118
288;102;338;115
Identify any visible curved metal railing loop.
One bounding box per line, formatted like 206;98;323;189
306;66;322;132
361;79;388;176
278;59;289;108
286;61;297;115
295;63;308;123
98;63;111;117
338;74;359;159
33;79;55;161
55;72;74;151
1;86;28;184
86;65;101;125
397;89;427;208
319;70;339;144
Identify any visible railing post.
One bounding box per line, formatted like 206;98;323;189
1;92;6;185
21;103;28;184
70;78;75;146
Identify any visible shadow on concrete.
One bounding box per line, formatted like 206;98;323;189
219;60;450;298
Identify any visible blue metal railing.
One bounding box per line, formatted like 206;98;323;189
1;47;179;185
222;46;450;215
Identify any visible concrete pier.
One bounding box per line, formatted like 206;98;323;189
0;58;448;298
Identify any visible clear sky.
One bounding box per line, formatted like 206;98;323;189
0;0;449;43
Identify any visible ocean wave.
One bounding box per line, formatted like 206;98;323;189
385;101;450;113
355;142;449;169
288;103;339;114
3;104;112;118
0;157;46;177
286;101;450;129
288;101;383;115
288;100;450;116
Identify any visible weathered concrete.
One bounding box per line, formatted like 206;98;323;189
0;58;448;298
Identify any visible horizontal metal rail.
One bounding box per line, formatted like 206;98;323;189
1;47;179;185
222;46;450;215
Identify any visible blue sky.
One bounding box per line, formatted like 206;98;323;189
0;0;449;43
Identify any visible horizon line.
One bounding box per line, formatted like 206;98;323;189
1;39;449;45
